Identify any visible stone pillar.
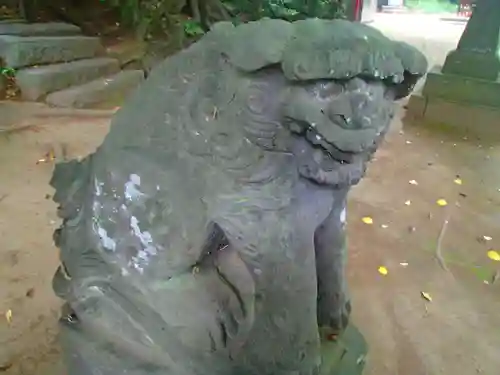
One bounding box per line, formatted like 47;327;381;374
442;0;499;81
407;0;500;140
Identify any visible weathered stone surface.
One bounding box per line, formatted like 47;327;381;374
49;19;426;375
16;57;120;101
0;19;26;24
441;0;500;81
224;18;427;81
0;35;103;68
422;66;500;109
413;0;500;134
0;22;81;36
406;93;500;142
45;70;144;108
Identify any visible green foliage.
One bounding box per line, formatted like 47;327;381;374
224;0;345;22
104;0;187;39
183;19;205;36
0;66;16;78
405;0;457;13
101;0;345;41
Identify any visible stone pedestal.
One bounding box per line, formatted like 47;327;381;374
407;0;500;140
441;0;499;81
423;66;500;109
320;324;368;375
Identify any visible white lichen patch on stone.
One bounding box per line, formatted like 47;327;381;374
96;226;116;251
124;173;144;200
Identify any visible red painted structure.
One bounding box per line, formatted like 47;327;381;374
458;0;474;17
354;0;363;19
346;0;377;22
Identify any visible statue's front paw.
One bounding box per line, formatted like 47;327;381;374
318;299;351;340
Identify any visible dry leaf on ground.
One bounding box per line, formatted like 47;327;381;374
487;250;500;262
5;309;12;324
421;292;432;302
436;199;448;206
362;217;374;225
378;266;388;275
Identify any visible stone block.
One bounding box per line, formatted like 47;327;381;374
0;19;26;24
45;70;144;108
440;0;500;81
0;35;103;68
16;57;120;101
320;324;367;375
442;48;500;81
422;65;500;109
0;22;81;36
406;93;500;143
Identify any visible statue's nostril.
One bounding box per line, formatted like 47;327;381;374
327;109;350;128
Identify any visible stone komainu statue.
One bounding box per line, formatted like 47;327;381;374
50;18;427;375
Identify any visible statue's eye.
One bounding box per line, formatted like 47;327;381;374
321;82;344;99
304;80;343;100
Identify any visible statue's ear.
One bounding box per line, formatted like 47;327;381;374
388;72;421;100
222;18;293;72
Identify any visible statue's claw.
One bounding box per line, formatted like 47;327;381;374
319;299;352;339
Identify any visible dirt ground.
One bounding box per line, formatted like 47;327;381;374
0;107;111;375
1;13;500;375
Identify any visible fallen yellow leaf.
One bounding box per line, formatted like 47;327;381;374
362;216;373;225
5;309;12;324
48;149;55;161
436;199;448;206
454;178;463;185
378;266;388;275
487;250;500;262
421;292;432;302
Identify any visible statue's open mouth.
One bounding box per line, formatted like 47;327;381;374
281;81;391;187
284;117;358;165
282;82;386;160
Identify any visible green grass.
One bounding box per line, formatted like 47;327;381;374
405;0;458;13
421;240;497;284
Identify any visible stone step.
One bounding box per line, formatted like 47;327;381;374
0;19;26;24
0;35;104;68
0;22;81;36
45;70;144;108
16;57;120;101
